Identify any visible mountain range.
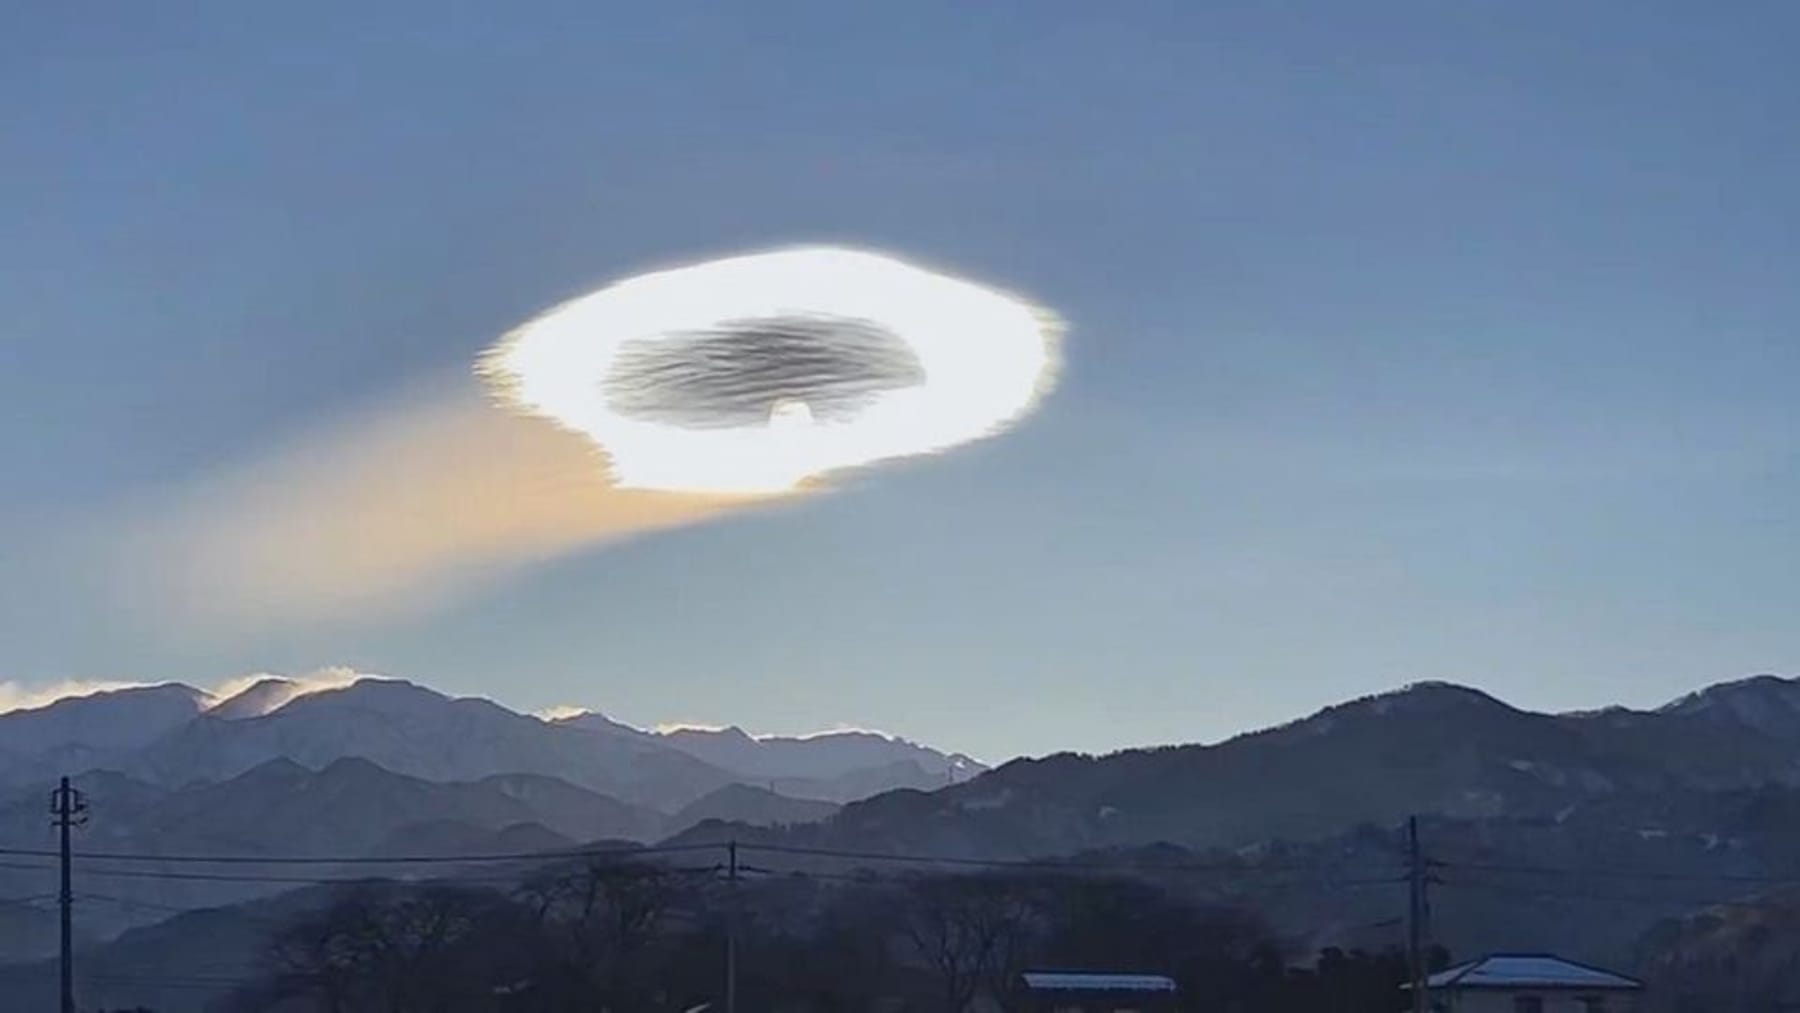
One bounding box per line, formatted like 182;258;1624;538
0;674;981;974
662;673;1800;968
0;675;983;809
735;676;1800;860
4;670;1800;1006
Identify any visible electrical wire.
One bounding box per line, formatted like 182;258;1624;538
735;841;1392;876
1437;876;1774;910
0;839;718;867
1440;858;1800;886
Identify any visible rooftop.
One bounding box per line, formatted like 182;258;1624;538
1021;972;1178;993
1424;955;1642;991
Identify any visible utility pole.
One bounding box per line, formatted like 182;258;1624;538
1407;815;1430;1013
726;839;738;1013
51;776;87;1013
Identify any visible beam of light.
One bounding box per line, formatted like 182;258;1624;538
479;247;1062;494
115;375;767;630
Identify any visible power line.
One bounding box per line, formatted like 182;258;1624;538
735;841;1390;875
7;849;1792;903
740;865;886;884
22;823;1800;896
1440;858;1800;885
79;892;189;914
5;859;534;887
736;862;1403;889
0;840;719;867
1438;876;1774;909
0;837;1409;879
77;892;291;926
11;833;1795;889
0;860;453;886
84;972;259;988
1;858;725;889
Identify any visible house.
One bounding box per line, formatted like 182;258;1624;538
1016;972;1179;1013
1418;953;1643;1013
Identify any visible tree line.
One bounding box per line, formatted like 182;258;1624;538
206;858;1440;1013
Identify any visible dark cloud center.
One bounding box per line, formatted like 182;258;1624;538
602;315;927;429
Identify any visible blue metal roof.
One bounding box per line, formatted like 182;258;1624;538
1022;972;1178;992
1425;954;1642;991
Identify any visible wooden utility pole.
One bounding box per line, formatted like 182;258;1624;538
51;776;87;1013
726;839;739;1013
1407;815;1429;1013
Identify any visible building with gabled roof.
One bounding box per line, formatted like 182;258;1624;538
1417;953;1642;1013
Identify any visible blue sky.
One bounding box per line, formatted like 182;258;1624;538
3;2;1796;760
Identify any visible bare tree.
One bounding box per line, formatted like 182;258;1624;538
896;873;1049;1013
514;859;697;1010
256;882;529;1013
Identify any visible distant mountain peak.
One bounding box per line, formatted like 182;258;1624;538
0;680;213;717
273;676;450;714
1363;680;1512;714
219;755;313;786
1660;673;1800;735
662;724;757;743
644;720;985;795
203;668;372;720
1394;680;1510;704
318;754;404;779
667;781;840;835
0;669;981;818
1663;673;1795;708
1302;681;1513;724
548;710;655;739
45;682;212;711
0;681;216;759
207;677;302;720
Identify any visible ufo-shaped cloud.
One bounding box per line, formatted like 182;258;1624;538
479;247;1062;493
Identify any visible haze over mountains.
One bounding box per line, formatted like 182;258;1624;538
673;672;1800;969
0;673;985;977
4;670;1800;1007
761;674;1800;859
0;674;983;808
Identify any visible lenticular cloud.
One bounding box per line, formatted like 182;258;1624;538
479;248;1062;493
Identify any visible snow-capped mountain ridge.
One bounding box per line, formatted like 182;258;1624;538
1;672;966;757
1658;673;1800;736
0;673;984;809
551;710;983;778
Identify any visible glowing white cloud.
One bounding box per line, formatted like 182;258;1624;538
116;247;1062;627
204;667;365;716
0;679;151;714
480;247;1062;494
0;667;369;717
650;721;736;735
534;704;595;722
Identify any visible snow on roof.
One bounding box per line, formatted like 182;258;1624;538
1425;955;1642;991
1021;972;1178;993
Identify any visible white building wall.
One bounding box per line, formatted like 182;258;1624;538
1437;989;1638;1013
